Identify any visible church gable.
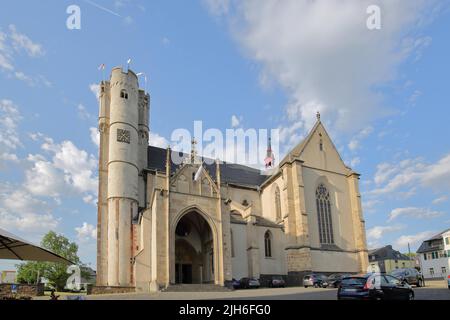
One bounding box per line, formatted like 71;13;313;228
284;117;350;175
170;163;218;196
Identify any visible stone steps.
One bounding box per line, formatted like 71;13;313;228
163;284;232;292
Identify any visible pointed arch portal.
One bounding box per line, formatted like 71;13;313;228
174;211;214;284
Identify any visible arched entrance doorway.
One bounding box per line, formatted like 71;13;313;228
174;211;214;284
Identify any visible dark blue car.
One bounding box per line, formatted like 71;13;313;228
338;273;414;300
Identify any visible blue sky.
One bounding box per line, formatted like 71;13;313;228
0;0;449;271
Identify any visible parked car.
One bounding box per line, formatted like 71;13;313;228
269;275;286;288
303;274;329;288
337;274;414;300
390;268;424;287
447;274;450;290
240;277;260;289
327;273;352;288
231;278;241;289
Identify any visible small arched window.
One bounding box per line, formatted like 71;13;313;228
264;231;272;258
120;89;128;99
275;186;282;221
316;184;334;244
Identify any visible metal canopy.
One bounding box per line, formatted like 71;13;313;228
0;228;73;265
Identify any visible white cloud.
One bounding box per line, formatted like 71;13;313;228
204;0;231;15
362;199;380;214
89;83;100;101
77;104;94;121
388;207;444;222
367;225;404;241
83;194;97;206
350;157;360;168
0;185;59;233
409;90;422;106
25;155;67;198
149;132;169;148
231;115;242;128
370;154;450;195
432;195;448;205
8;25;44;57
25;136;98;199
75;222;97;243
348;126;373;152
0;99;22;150
90;127;100;147
0;25;48;86
206;0;439;139
0;152;19;162
395;230;436;249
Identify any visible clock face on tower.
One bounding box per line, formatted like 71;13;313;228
117;128;131;144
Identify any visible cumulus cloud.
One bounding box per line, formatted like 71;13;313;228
90;127;100;147
25;135;98;200
370;154;450;195
0;185;59;233
0;100;22;168
89;83;100;101
149;132;169;148
395;230;436;250
367;225;405;241
75;222;97;243
205;0;440;141
0;99;22;150
388;207;444;222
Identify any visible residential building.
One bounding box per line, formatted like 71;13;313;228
368;245;414;273
417;228;450;279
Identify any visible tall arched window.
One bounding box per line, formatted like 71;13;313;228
316;184;334;244
264;231;272;257
275;186;282;221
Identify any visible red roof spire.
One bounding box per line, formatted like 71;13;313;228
264;136;275;168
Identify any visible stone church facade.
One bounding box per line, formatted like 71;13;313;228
96;67;369;292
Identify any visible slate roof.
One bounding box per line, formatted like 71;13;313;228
368;245;411;261
230;213;283;229
416;228;450;253
146;145;269;187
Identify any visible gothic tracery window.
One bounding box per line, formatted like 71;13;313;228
264;231;272;258
275;186;282;221
316;184;334;244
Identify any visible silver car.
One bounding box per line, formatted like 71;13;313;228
303;274;329;288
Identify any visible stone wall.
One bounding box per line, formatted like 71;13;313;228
0;283;44;298
89;286;135;295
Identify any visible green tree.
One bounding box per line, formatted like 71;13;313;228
16;261;45;284
16;231;83;291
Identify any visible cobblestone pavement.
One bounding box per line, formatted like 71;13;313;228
84;280;449;300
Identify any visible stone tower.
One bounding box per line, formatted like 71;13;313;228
97;67;149;287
